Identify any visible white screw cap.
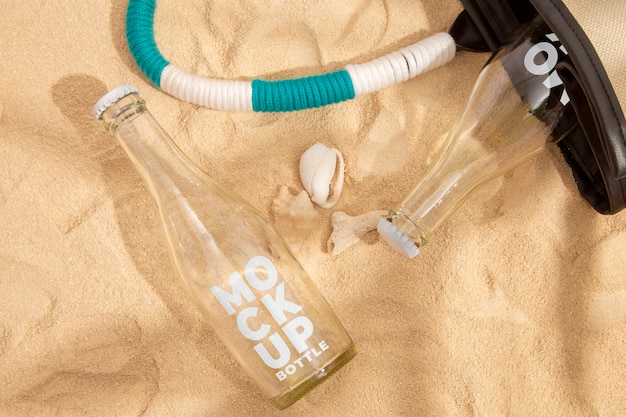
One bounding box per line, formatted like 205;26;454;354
94;84;139;120
377;218;420;258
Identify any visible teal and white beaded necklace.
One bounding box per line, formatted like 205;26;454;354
126;0;456;112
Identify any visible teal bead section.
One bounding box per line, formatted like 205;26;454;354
252;70;356;112
126;0;169;88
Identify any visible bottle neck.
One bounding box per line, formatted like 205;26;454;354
99;94;197;197
100;93;147;134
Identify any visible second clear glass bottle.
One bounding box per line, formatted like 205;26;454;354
378;17;576;258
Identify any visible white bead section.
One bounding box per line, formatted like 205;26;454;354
160;64;253;111
345;32;456;96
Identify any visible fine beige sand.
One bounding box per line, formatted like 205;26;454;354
1;1;625;416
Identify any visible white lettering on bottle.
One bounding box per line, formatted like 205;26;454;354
211;255;328;381
211;272;255;315
274;340;332;382
254;332;292;369
524;42;559;76
261;282;302;325
319;340;329;352
282;315;314;353
245;255;278;290
236;307;270;341
523;32;570;106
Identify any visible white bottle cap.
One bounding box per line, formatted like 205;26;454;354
377;218;420;258
94;84;139;120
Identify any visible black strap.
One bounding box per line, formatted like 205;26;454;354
451;0;537;52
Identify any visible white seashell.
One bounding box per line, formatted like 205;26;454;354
327;210;387;256
299;142;345;209
271;185;318;253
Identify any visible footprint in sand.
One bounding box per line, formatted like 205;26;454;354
355;109;409;177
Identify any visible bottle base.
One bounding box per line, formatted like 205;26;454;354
270;341;357;409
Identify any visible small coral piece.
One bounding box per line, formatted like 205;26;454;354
327;210;387;256
272;185;318;253
299;142;345;209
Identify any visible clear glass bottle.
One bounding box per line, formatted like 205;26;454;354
378;17;576;258
94;85;356;409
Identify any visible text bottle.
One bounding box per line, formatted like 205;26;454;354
94;85;356;408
